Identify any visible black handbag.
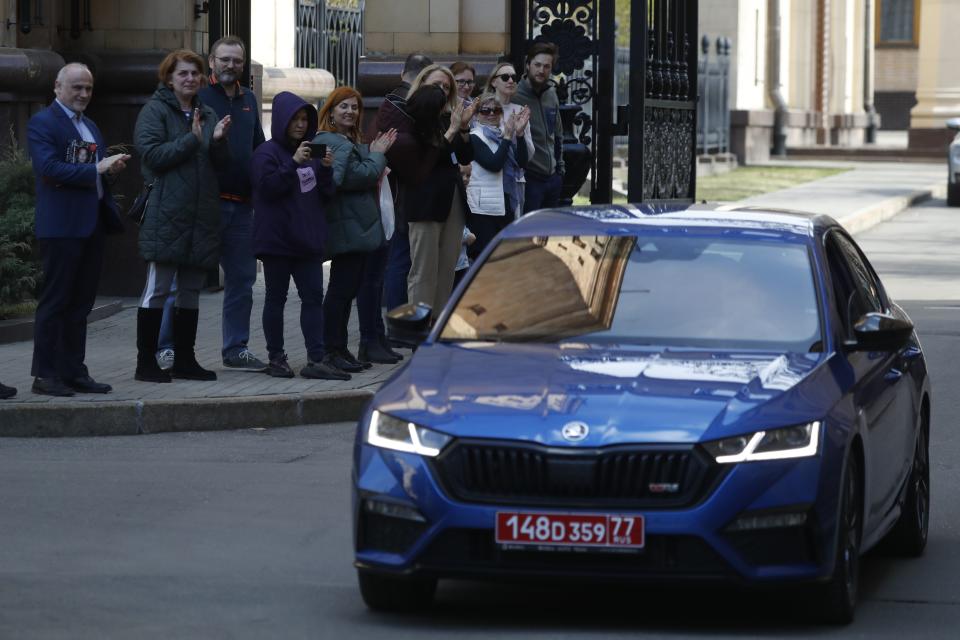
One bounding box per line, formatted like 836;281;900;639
125;179;156;226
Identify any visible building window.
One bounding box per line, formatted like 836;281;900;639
877;0;920;47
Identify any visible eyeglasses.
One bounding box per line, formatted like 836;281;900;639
215;56;245;67
478;106;503;116
455;79;475;86
495;73;519;83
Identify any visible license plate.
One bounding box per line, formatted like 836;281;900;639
495;511;644;549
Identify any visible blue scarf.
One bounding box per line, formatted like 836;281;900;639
479;123;520;215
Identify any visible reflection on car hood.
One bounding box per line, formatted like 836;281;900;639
374;342;838;447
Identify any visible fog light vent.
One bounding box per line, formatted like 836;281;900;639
363;498;426;522
358;500;429;554
726;510;808;532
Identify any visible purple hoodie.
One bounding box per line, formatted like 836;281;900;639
251;91;334;258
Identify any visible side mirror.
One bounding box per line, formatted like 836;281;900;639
947;117;960;131
849;312;913;351
386;302;433;348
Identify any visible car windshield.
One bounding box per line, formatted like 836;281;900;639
438;232;822;351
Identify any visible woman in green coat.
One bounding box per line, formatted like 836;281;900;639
313;86;397;374
133;49;231;384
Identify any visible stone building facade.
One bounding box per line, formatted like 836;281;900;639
701;0;959;163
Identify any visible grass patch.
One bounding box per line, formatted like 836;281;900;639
573;165;850;205
696;165;849;202
0;299;36;321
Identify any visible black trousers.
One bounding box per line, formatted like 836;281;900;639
31;226;105;379
467;207;515;261
322;251;366;351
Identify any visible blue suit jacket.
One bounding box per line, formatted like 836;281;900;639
27;102;123;239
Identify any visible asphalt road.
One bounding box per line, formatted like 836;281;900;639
1;200;959;638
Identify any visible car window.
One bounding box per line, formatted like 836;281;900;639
439;233;822;352
826;232;884;332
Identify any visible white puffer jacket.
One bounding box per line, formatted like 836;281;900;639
466;130;507;216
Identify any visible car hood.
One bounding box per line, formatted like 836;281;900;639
373;342;838;447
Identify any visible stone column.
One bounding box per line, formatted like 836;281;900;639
908;0;960;151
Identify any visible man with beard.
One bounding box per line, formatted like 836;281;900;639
193;35;268;372
513;41;564;213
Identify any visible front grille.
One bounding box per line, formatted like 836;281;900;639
416;528;734;579
431;440;725;508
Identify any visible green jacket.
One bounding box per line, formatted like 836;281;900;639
134;85;230;269
313;131;386;256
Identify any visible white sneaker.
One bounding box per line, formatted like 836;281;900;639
156;348;175;371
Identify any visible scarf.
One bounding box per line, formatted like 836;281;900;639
479;123;520;215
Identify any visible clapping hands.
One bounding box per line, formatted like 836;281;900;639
370;128;398;154
503;113;517;139
449;99;478;134
513;106;531;136
192;108;232;142
96;153;131;175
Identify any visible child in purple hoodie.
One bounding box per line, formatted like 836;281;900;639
251;91;348;380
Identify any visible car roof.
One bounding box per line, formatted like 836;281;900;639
504;203;838;239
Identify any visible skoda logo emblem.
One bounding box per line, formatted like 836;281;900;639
561;421;589;442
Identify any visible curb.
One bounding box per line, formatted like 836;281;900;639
0;299;124;345
0;389;373;437
840;182;946;235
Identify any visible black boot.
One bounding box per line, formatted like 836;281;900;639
171;307;217;381
358;340;401;364
379;334;404;360
135;307;172;383
339;347;373;370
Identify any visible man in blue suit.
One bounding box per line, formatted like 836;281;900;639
27;62;131;396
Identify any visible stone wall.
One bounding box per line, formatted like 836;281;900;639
365;0;509;55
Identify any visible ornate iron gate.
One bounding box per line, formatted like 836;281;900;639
296;0;365;87
511;0;697;205
510;0;615;205
629;1;698;202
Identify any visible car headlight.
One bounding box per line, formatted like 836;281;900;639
366;410;452;457
702;422;820;463
950;144;960;173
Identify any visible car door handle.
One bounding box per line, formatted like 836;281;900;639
885;368;903;382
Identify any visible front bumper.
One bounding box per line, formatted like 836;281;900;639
353;440;841;584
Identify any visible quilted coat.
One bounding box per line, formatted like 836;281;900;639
134;85;230;269
311;130;386;256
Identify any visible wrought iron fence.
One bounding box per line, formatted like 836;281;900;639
615;35;731;156
697;36;731;155
510;0;617;205
296;0;365;88
614;47;630;146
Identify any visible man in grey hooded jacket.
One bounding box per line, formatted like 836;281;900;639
513;41;564;213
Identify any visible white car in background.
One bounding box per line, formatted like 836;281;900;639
949;118;960;207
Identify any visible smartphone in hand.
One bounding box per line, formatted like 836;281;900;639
306;142;327;157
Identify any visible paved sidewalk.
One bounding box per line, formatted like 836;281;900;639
0;160;949;436
0;266;404;436
739;160;946;234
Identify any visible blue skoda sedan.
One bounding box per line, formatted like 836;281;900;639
352;205;931;624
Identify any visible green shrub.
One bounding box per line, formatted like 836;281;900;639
0;132;40;313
